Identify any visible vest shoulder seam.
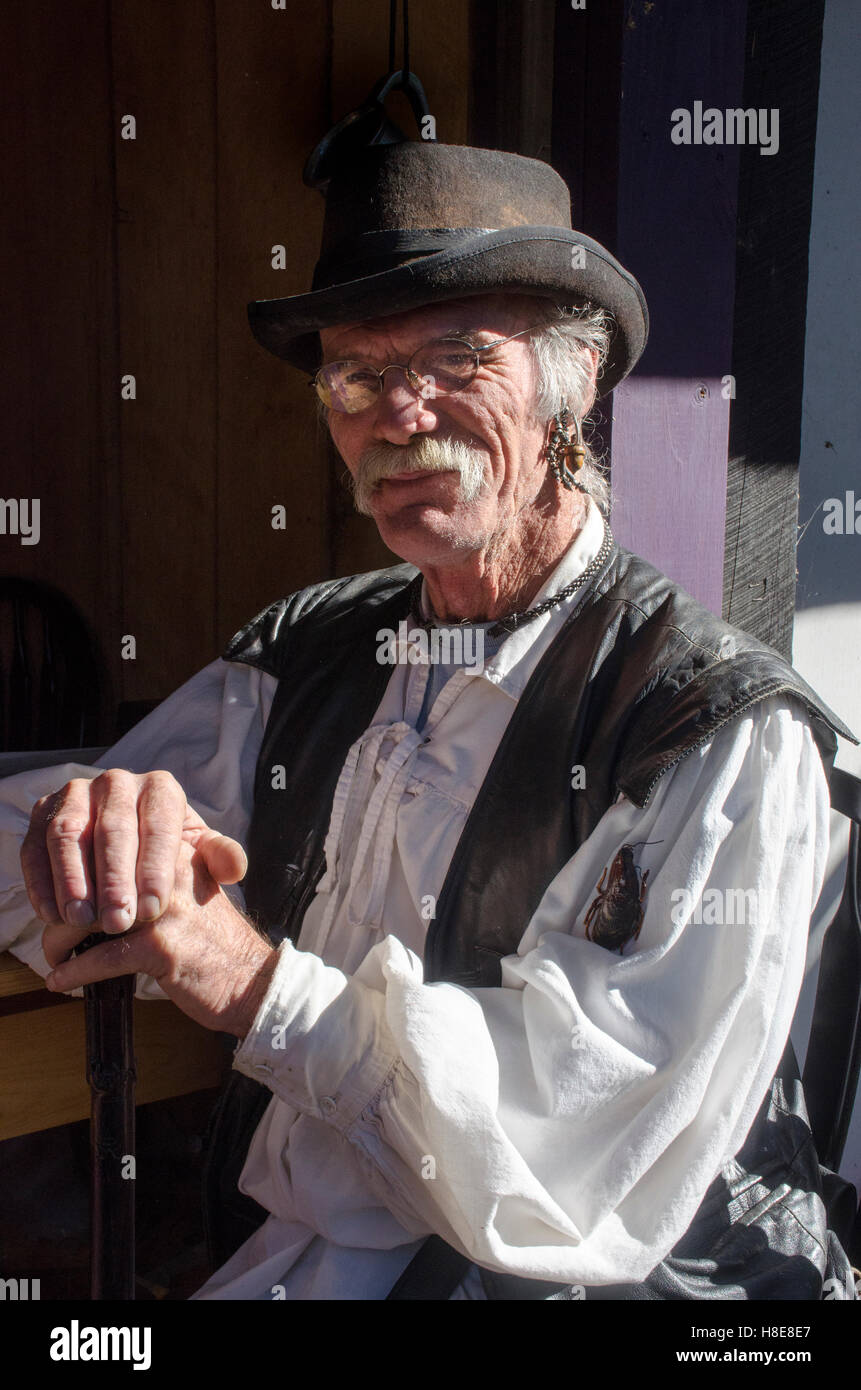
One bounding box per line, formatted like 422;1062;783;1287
618;680;837;807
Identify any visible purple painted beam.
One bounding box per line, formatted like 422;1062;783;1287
610;376;732;606
609;0;748;615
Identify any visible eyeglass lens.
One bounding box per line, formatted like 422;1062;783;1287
315;338;478;413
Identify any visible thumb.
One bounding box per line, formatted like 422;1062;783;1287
183;825;247;884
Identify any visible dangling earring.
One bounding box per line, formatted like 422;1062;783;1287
546;405;587;492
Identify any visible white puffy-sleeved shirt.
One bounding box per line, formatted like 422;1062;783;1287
0;500;831;1299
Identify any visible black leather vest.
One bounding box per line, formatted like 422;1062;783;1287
202;539;857;1299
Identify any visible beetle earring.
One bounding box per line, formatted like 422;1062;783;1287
547;405;587;491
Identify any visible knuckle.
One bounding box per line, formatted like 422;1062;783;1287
96;767;127;786
45;816;86;844
97;863;135;896
96;811;136;837
94;767;137;799
145;769;180;793
138;851;176;878
33;783;71;820
139;831;181;862
53;780;83;803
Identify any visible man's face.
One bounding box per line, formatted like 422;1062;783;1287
319;294;556;570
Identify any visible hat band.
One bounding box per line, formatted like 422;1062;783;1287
313;227;498;289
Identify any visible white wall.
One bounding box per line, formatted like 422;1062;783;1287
790;0;861;1191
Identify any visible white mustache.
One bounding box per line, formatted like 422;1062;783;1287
350;437;487;515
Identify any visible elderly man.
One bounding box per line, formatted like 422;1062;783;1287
1;143;856;1300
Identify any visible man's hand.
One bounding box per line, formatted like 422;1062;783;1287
21;768;247;933
42;838;277;1038
20;768;275;1038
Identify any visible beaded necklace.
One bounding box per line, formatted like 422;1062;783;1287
407;524;614;638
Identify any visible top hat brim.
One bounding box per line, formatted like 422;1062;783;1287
247;227;648;398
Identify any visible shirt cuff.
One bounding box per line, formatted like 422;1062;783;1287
232;937;401;1133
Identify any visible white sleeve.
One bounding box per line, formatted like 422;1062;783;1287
232;698;831;1284
0;659;277;989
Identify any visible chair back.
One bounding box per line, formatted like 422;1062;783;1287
0;578;103;751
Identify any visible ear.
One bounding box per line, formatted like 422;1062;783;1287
582;347;600;414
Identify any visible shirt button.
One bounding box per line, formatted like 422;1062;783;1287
320;1095;337;1116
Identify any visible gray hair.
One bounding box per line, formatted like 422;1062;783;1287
525;300;614;514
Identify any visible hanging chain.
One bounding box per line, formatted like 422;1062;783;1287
406;524;615;638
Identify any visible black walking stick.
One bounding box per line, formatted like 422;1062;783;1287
77;932;136;1300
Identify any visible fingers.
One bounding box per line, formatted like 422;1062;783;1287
91;770;145;933
23;769;246;941
42;918;104;970
46;862;275;1038
21;793;63;924
23;782;96;928
45;929;145;994
135;772;188;920
43;840;206;983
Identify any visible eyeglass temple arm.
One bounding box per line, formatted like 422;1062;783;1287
473;323;546;353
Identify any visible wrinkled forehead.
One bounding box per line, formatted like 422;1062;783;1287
319;292;549;359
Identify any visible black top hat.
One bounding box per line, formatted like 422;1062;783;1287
248;142;648;397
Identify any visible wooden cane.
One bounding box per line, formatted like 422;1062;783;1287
77;932;136;1300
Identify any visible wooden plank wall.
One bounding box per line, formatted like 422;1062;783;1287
1;1;470;742
0;1;122;735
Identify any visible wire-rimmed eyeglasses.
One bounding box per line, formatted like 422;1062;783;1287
311;324;543;414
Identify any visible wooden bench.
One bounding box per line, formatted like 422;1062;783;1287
0;951;229;1141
